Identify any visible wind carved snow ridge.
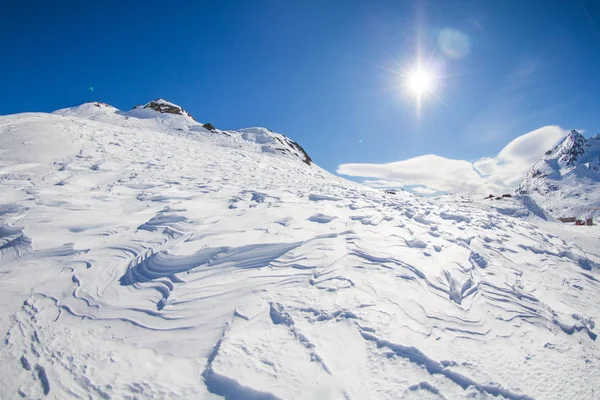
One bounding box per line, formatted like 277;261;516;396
360;330;534;400
38;293;192;332
121;242;303;285
35;364;51;396
269;302;332;375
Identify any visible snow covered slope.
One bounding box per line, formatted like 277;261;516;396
54;100;313;166
517;130;600;220
1;103;600;399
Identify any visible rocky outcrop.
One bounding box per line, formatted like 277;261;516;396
273;135;312;165
202;123;216;132
142;99;195;120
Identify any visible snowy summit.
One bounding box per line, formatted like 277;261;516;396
0;100;599;399
518;130;600;219
53;99;313;166
135;98;196;119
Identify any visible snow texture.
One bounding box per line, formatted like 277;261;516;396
0;101;599;399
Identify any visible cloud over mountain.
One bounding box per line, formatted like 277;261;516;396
338;126;566;195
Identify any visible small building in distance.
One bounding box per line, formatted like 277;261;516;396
559;217;576;223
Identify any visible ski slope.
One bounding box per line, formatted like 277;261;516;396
1;101;599;399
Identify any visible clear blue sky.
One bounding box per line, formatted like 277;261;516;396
2;0;600;174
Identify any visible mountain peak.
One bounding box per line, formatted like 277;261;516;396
518;129;600;219
563;129;586;148
139;98;195;120
556;129;585;149
551;129;586;167
541;130;586;166
567;129;584;138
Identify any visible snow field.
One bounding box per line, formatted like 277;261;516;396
0;104;599;399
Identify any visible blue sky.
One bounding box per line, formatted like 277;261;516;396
2;1;600;193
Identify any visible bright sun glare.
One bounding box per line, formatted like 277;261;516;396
406;68;434;96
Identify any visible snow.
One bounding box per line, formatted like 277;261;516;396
518;130;600;220
1;102;600;399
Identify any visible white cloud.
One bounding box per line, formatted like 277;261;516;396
361;179;405;189
411;186;439;195
338;154;486;195
474;126;566;193
337;125;566;196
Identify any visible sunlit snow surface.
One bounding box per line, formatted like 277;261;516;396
1;103;599;399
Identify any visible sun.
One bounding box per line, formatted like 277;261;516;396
406;68;434;96
387;56;446;115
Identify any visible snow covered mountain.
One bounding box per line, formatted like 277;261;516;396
517;130;600;220
1;102;599;399
54;99;313;166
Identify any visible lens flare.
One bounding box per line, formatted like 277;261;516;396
438;28;471;59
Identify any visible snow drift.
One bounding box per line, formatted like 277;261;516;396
0;101;599;399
